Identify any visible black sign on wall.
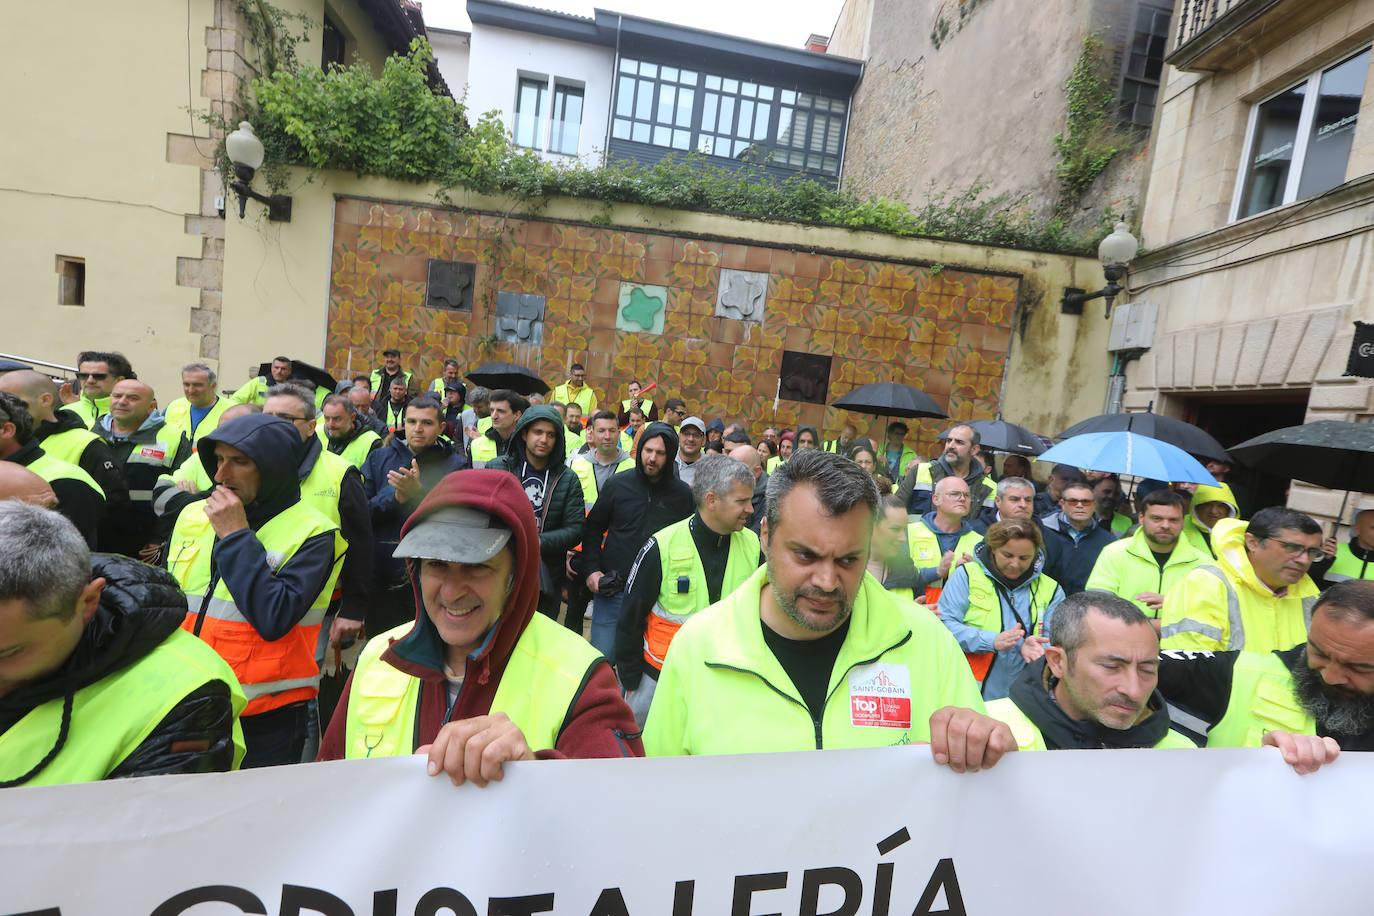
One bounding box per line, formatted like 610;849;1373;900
426;260;475;311
1345;321;1374;379
779;351;833;404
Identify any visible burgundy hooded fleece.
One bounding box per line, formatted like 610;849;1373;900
319;469;642;760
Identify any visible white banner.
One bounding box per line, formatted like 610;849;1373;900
2;746;1370;915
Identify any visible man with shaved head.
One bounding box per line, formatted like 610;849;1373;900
728;443;767;534
94;379;192;561
0;369;128;514
0;462;57;508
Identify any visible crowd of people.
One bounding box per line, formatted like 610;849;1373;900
2;348;1372;790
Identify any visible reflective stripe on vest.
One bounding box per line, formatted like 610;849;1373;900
26;452;105;498
906;519;982;578
300;449;352;525
1206;652;1315;748
1159;565;1243;649
169;501;345;716
344;615;605;758
644;519;760;670
1325;542;1374;583
0;628;246;785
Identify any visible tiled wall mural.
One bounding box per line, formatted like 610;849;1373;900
326;199;1019;450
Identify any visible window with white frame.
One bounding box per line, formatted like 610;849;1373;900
514;76;548;150
1234;48;1370;220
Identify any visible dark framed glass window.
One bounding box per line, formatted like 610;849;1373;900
514;76;548;150
612;58;696;150
772;90;846;175
699;75;773;160
550;83;584;155
1235;48;1370;219
1118;2;1172;127
322;15;346;70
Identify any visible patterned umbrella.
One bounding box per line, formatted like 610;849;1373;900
1229;420;1374;492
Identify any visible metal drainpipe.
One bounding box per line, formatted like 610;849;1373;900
603;16;622;164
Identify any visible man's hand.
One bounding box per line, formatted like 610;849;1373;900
463;424;479;442
330;616;364;648
936;550;956;580
1323;536;1339;558
1134;591;1165;611
419;713;535;787
565;550;579;580
58;381;79;405
138;542;164;566
174;477;199;493
586;570;603;594
993;623;1025;652
388;459;422;503
1263;731;1340;775
203;486;249;538
928;706;1017;773
1019;635;1049;664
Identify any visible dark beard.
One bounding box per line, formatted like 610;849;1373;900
1291;649;1374;735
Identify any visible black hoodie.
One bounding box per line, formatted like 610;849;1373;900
188;415;341;642
581;421;694;585
488;405;585;576
0;555;240;783
1005;657;1178;749
36;408;131;519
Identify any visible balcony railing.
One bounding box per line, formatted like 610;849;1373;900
1168;0;1328;71
1174;0;1242;50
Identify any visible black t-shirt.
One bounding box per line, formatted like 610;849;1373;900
1150;549;1172;571
761;616;852;723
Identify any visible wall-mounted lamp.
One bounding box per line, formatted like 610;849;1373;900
1061;221;1138;318
225;122;292;222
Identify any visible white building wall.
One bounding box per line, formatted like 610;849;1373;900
460;24;615;164
429;28;470;102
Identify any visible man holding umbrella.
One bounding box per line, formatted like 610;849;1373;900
1313;509;1374;587
897;423;994;524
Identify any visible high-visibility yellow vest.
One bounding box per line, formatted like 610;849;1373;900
961;562;1057;636
381;400;407;432
569;453;634;507
36;426;100;468
910;463;994;513
0;628;247;786
642;567;986;756
985;697;1196;751
553;383;597;416
162;395;233;445
299;448;353;526
644;518;760;670
65;395;110;429
1205;651;1316;748
317;426;382;471
230;377;270;406
166;450;212;493
471;434;499;466
168;502;345;716
343;615;604;758
766;455;786;474
906;519;982;578
1325;542;1374;583
621;397;655;416
370;369;414;395
25;451;105;498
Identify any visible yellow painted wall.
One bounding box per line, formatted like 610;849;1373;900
1;0;215;402
223;167;1109;449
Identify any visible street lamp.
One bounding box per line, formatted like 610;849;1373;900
225;121;292;222
1061;220;1138;318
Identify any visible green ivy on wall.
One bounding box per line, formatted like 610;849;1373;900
1054;33;1131;206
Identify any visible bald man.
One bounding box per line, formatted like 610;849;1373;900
0;370;128;516
0;462;57;508
94;379;192;561
347;385;389;439
728;443;766;534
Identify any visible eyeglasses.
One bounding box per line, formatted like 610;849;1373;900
1061;498;1095;507
266;412;308;422
1265;538;1326;562
75;372;108;381
941;492;970;501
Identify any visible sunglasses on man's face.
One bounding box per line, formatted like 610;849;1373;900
75;372;108;381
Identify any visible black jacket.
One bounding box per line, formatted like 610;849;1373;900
1040;511;1119;595
362;433;467;589
581;422;694;586
4;439;106;550
1007;658;1179;749
0;555;239;784
37;408;131;521
487;406;585;587
298;435;374;622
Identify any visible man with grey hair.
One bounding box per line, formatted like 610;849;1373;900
461;386;492;456
163;362;233;445
644;449;1015;771
988;476;1037;526
985;592;1195;750
0;502;245;786
616;453;761;725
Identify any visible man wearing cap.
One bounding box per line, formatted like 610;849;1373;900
319;470;642;778
675;416;707;486
369;349;415;405
441;379;466;441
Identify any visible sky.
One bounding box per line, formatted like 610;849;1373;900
420;0;849;50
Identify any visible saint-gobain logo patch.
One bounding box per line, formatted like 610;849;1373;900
139;445;167;460
849;662;912;729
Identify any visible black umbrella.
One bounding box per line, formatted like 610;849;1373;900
1229;420;1374;492
466;362;549;397
1056;411;1229;463
832;382;948;419
0;358;32;372
940;419;1046;455
256;359;336;393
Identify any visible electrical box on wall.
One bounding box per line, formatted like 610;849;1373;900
1108;301;1158;352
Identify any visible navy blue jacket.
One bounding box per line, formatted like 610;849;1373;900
1039;512;1118;596
362;434;467;589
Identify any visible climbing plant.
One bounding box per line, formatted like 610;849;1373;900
1054;33;1131;206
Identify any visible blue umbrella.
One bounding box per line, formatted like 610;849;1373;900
1037;432;1218;485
